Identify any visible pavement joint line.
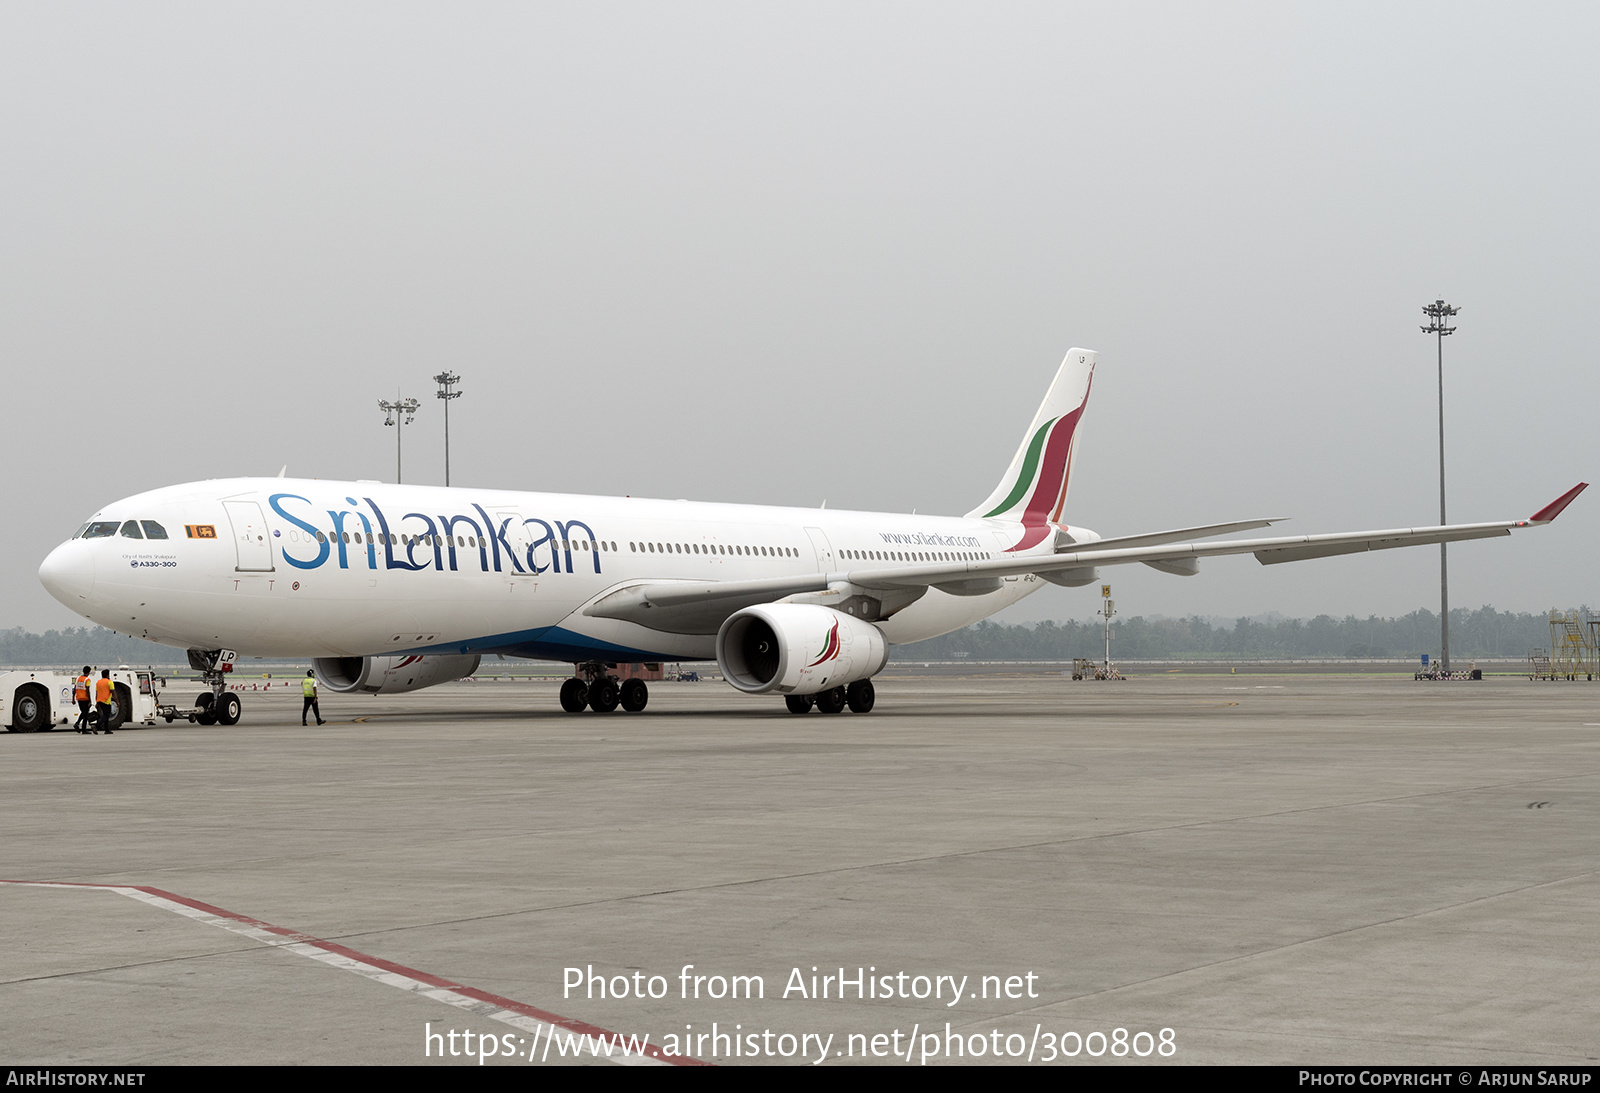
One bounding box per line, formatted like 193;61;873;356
0;947;266;987
267;766;1600;940
991;866;1600;1015
29;767;1600;950
0;878;701;1067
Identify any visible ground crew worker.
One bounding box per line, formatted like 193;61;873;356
302;670;324;726
74;666;93;733
95;670;115;735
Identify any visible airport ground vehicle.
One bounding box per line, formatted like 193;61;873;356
2;668;160;732
0;667;237;730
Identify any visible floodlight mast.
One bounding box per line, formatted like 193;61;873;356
434;371;462;487
1102;585;1115;673
1421;299;1459;671
378;396;420;484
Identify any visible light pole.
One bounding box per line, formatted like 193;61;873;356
1421;299;1459;671
434;371;462;487
1102;584;1115;675
378;396;420;484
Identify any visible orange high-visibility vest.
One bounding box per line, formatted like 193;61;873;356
74;676;90;701
95;678;113;704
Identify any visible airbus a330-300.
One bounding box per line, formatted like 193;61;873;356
36;350;1586;723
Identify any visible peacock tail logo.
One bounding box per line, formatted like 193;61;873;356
987;369;1093;552
807;621;842;667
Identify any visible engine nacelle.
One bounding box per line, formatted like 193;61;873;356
717;604;888;695
312;654;481;695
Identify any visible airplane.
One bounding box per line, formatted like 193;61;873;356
36;349;1586;725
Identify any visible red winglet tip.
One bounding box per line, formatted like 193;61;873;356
1530;482;1588;524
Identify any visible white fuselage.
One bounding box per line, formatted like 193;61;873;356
40;478;1082;663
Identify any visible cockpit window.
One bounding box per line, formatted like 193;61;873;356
83;522;120;539
120;520;144;539
140;521;168;539
72;523;89;539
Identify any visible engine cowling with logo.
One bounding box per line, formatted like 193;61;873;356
312;654;481;695
716;604;888;695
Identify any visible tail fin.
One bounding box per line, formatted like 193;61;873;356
966;348;1096;551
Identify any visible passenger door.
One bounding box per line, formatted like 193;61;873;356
223;500;275;572
804;527;835;573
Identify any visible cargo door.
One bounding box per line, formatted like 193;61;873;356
224;500;275;572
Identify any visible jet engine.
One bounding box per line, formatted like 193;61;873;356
716;604;888;696
311;654;481;695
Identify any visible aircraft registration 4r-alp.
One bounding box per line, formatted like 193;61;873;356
37;350;1586;724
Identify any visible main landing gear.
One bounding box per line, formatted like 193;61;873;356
786;679;876;715
562;662;649;714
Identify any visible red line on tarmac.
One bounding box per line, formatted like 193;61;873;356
0;878;706;1066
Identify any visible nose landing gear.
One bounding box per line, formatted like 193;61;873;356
158;649;243;725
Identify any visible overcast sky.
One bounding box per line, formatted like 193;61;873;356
4;3;1596;638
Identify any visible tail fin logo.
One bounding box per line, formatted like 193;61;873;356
984;366;1093;551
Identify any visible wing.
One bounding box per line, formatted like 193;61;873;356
584;484;1587;633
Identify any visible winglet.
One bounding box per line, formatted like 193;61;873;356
1525;482;1588;525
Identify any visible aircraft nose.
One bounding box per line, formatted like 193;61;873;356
39;540;95;607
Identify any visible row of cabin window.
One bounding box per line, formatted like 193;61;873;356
630;542;796;558
74;518;989;569
617;543;990;564
841;548;990;562
78;520;168;540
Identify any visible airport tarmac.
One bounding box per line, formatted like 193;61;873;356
3;673;1598;1066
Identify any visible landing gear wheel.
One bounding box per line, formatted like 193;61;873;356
12;686;48;732
215;692;241;726
846;679;875;714
560;678;589;713
620;678;648;712
194;692;217;726
785;694;815;714
815;686;847;714
588;678;620;713
109;684;132;730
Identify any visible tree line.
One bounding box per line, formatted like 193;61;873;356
0;627;187;666
891;607;1565;662
0;606;1573;667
